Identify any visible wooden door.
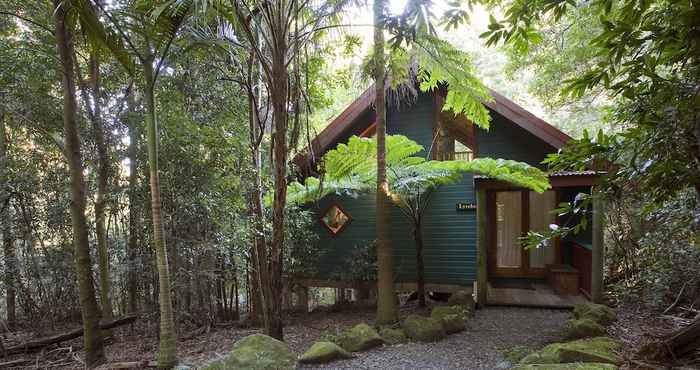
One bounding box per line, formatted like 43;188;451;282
488;190;558;278
489;191;527;277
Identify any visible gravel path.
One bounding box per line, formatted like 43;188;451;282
298;307;570;370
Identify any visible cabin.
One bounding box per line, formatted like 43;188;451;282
293;86;604;309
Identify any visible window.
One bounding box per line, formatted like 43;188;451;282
454;140;473;161
320;203;351;235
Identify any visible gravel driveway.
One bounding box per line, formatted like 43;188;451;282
298;307;570;370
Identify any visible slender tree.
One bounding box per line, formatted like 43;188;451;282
53;0;105;366
0;94;16;327
373;0;397;325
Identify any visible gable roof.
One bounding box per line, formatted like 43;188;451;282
295;85;571;170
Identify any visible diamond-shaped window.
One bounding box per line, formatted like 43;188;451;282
320;204;351;235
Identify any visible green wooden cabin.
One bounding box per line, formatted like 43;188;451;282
293;86;603;308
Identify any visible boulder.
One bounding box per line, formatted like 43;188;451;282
298;341;352;364
379;327;408;345
431;305;469;320
565;318;606;339
520;337;622;365
203;333;297;370
336;323;384;352
440;314;466;334
401;314;446;342
502;346;532;364
512;364;619;370
573;303;616;326
447;290;475;311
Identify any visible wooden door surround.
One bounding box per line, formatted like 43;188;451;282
486;189;561;279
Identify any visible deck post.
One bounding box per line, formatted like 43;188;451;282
295;286;309;313
476;188;488;307
591;187;605;303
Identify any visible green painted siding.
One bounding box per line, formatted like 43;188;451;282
477;112;556;168
308;92;557;288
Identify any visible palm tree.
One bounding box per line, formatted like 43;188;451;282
373;0;397;326
53;0;105;366
74;2;189;365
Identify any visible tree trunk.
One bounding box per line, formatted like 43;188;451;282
143;63;177;368
89;55;114;321
268;35;289;340
0;97;16;328
53;1;105;366
374;0;397;325
126;91;139;314
246;76;266;328
412;218;426;307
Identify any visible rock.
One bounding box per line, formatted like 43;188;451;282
203;333;297;370
440;314;466;334
336;323;384;352
573;303;616;326
431;305;469;320
566;318;606;339
401;314;446;342
512;363;619;370
520;337;622;365
502;346;532;364
298;341;352;364
379;327;408;345
447;290;475;311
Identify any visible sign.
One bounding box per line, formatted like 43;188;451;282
456;202;477;211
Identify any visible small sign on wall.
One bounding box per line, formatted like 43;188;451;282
456;202;477;211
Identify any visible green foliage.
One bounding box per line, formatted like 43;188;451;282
331;240;377;282
608;190;700;308
287;135;550;205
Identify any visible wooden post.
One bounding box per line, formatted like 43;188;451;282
476;188;488;307
295;286;309;313
591;188;605;303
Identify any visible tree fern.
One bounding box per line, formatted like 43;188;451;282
287;135;551;205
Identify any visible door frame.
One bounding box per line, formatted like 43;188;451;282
486;189;558;279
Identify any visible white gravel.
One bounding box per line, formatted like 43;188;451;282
298;307;570;370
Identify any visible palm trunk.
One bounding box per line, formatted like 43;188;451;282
89;55;114;320
126;91;139;314
268;40;289;340
412;216;426;307
144;62;177;368
0;99;16;328
374;0;397;325
53;1;105;366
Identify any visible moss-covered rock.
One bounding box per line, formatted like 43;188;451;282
511;363;619;370
502;346;533;364
573;303;616;326
379;327;408;345
440;314;466;334
336;323;384;352
204;333;297;370
431;305;469;320
565;318;606;339
447;290;475;311
520;337;622;365
401;314;446;342
298;341;352;364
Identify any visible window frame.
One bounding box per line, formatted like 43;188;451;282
318;202;352;237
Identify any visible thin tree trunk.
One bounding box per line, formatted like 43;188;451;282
89;54;114;321
143;62;177;368
0;97;16;327
53;1;105;366
268;33;289;340
126;90;139;314
374;0;397;325
413;217;426;307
